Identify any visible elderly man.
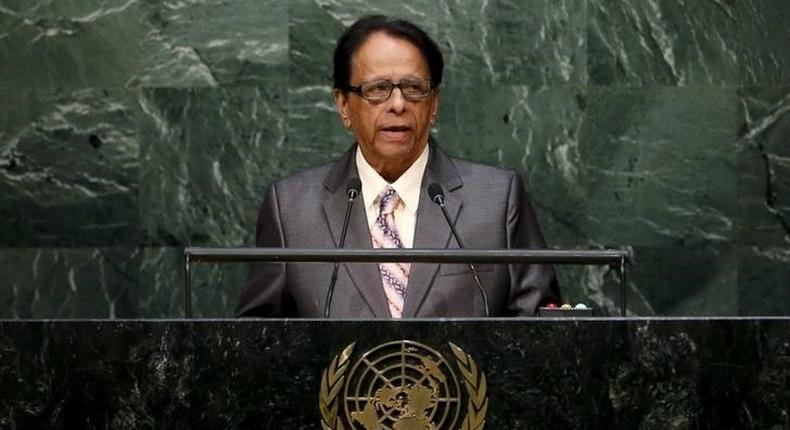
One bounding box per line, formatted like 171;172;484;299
237;15;559;318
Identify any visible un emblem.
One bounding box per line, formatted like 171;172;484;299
319;340;487;430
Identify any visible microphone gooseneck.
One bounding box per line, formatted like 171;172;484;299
428;183;490;317
323;177;361;318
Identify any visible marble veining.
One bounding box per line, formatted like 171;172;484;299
0;0;789;318
0;319;787;429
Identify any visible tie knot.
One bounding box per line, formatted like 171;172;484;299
378;186;400;216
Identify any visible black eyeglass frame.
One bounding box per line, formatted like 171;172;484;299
345;79;436;102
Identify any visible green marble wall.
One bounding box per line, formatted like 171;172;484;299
1;0;788;318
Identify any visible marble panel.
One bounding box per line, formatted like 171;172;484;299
0;0;287;89
0;88;140;246
627;244;737;316
1;0;787;320
286;85;358;162
555;244;737;317
737;87;790;246
0;246;246;319
0;321;198;428
0;247;139;318
588;0;739;86
738;247;790;316
287;0;340;89
738;1;790;85
288;0;585;89
553;261;623;315
579;86;737;247
435;85;586;248
131;0;287;88
136;247;182;318
288;0;441;89
138;86;286;247
0;0;154;88
436;0;586;87
139;247;246;318
0;319;788;428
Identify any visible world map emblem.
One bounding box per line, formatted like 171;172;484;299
319;340;487;430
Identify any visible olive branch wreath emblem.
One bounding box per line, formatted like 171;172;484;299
319;341;487;430
320;343;355;430
449;342;488;430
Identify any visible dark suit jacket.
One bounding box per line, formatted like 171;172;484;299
237;141;560;318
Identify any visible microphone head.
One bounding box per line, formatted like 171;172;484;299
427;183;444;204
346;177;361;199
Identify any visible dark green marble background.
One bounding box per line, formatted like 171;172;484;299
1;0;788;318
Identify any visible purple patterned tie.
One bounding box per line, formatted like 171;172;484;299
370;186;410;318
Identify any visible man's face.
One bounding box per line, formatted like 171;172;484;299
334;31;439;181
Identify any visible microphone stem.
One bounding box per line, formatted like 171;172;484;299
436;199;491;317
323;194;355;318
338;195;354;249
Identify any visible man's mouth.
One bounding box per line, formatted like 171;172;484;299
381;125;411;133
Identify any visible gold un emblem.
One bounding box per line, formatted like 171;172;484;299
319;340;488;430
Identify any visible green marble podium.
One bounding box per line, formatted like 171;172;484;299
1;318;787;429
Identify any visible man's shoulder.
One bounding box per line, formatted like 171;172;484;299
446;154;518;184
273;161;334;189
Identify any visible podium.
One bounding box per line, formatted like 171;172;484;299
2;318;788;428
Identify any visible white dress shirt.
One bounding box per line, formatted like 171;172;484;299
355;144;430;248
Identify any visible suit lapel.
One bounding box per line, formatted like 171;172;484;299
401;141;463;317
321;146;390;318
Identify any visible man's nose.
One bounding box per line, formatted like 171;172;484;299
387;87;407;113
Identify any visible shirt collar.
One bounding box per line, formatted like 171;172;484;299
355;143;430;215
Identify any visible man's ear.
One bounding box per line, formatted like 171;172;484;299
334;89;351;128
430;87;440;124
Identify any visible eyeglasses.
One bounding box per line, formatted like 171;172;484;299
347;78;434;103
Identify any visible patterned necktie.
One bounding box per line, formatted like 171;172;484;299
370;186;410;318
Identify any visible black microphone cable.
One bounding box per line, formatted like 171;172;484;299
427;183;491;317
323;177;361;318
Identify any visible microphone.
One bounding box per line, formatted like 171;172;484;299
323;177;362;317
427;183;491;317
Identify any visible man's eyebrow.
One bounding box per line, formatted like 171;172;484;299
361;74;425;82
